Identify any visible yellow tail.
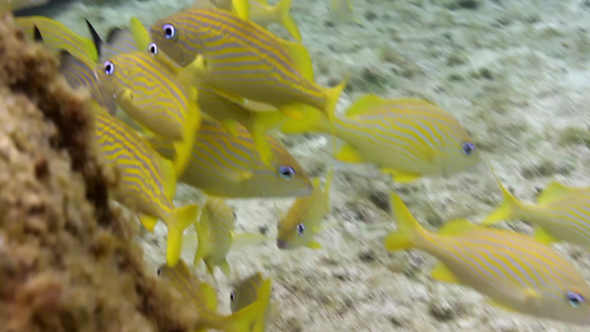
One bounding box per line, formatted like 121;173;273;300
173;105;201;176
232;0;250;21
324;76;348;123
480;167;521;226
166;204;200;267
383;192;426;251
198;278;272;332
274;0;301;42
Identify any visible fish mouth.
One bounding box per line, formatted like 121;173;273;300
277;239;290;249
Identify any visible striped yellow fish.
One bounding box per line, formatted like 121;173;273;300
58;51;117;116
147;118;312;198
277;168;333;249
193;0;301;42
190;196;268;277
157;259;272;332
15;16;98;62
1;0;48;11
149;8;345;120
329;0;362;25
231;272;271;332
86;20;139;62
384;192;590;325
94;50;200;176
93;110;198;267
482;168;590;248
281;95;480;183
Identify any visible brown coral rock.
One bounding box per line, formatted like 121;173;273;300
0;13;197;332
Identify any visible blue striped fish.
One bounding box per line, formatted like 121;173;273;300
58;51;117;115
277;168;333;250
482;168;590;248
15;16;98;62
157;258;272;332
384;192;590;325
147;118;312;198
93;110;198;267
86;20;139;62
281;95;480;183
94;50;200;176
149;8;344;120
231;272;271;332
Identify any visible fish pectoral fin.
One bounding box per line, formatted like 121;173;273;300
231;233;272;249
430;263;460;284
533;226;557;245
139;215;159;232
221;119;239;137
307;239;322;249
335;144;363;163
279;104;305;119
344;94;386;117
382;168;422;183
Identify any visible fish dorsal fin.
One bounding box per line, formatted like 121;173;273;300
199;282;219;311
281;40;314;81
430;263;460;284
345;94;386;117
437;219;479;237
85;19;103;56
537;181;584;205
33;25;43;42
158;157;177;200
129;16;151;51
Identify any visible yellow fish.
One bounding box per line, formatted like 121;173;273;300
58;51;117;116
231;272;271;332
93;110;198;267
276;168;333;249
281;95;480;183
194;0;301;42
384;192;590;325
150;8;345;120
147;118;312;198
482;168;590;248
329;0;361;25
15;16;98;62
86;20;140;62
157;259;271;332
190;197;268;277
94;50;200;176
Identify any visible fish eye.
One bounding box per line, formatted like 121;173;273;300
230;291;235;302
156;267;162;276
296;223;305;236
148;42;158;55
461;141;475;156
163;24;177;40
103;61;115;75
278;165;295;180
566;291;585;308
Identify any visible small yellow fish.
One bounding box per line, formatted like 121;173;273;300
147;118;312;198
1;0;48;11
482;168;590;248
384;192;590;325
281;95;480;183
93;110;198;267
231;272;271;332
329;0;361;25
190;197;269;277
277;168;333;249
196;0;301;42
86;20;139;62
15;16;98;62
94;50;200;176
58;51;117;116
150;8;345;120
157;259;272;332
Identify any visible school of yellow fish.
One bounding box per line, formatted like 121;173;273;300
5;0;590;328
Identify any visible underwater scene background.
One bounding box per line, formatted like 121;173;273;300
9;0;590;331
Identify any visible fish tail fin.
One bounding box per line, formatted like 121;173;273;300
232;0;250;21
481;167;521;226
279;107;324;134
324;76;348;123
173;106;201;176
166;204;200;267
221;278;272;332
274;0;301;42
383;192;427;252
246;111;285;166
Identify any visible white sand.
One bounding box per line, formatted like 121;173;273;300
49;0;590;330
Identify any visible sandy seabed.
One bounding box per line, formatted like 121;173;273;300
31;0;590;330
